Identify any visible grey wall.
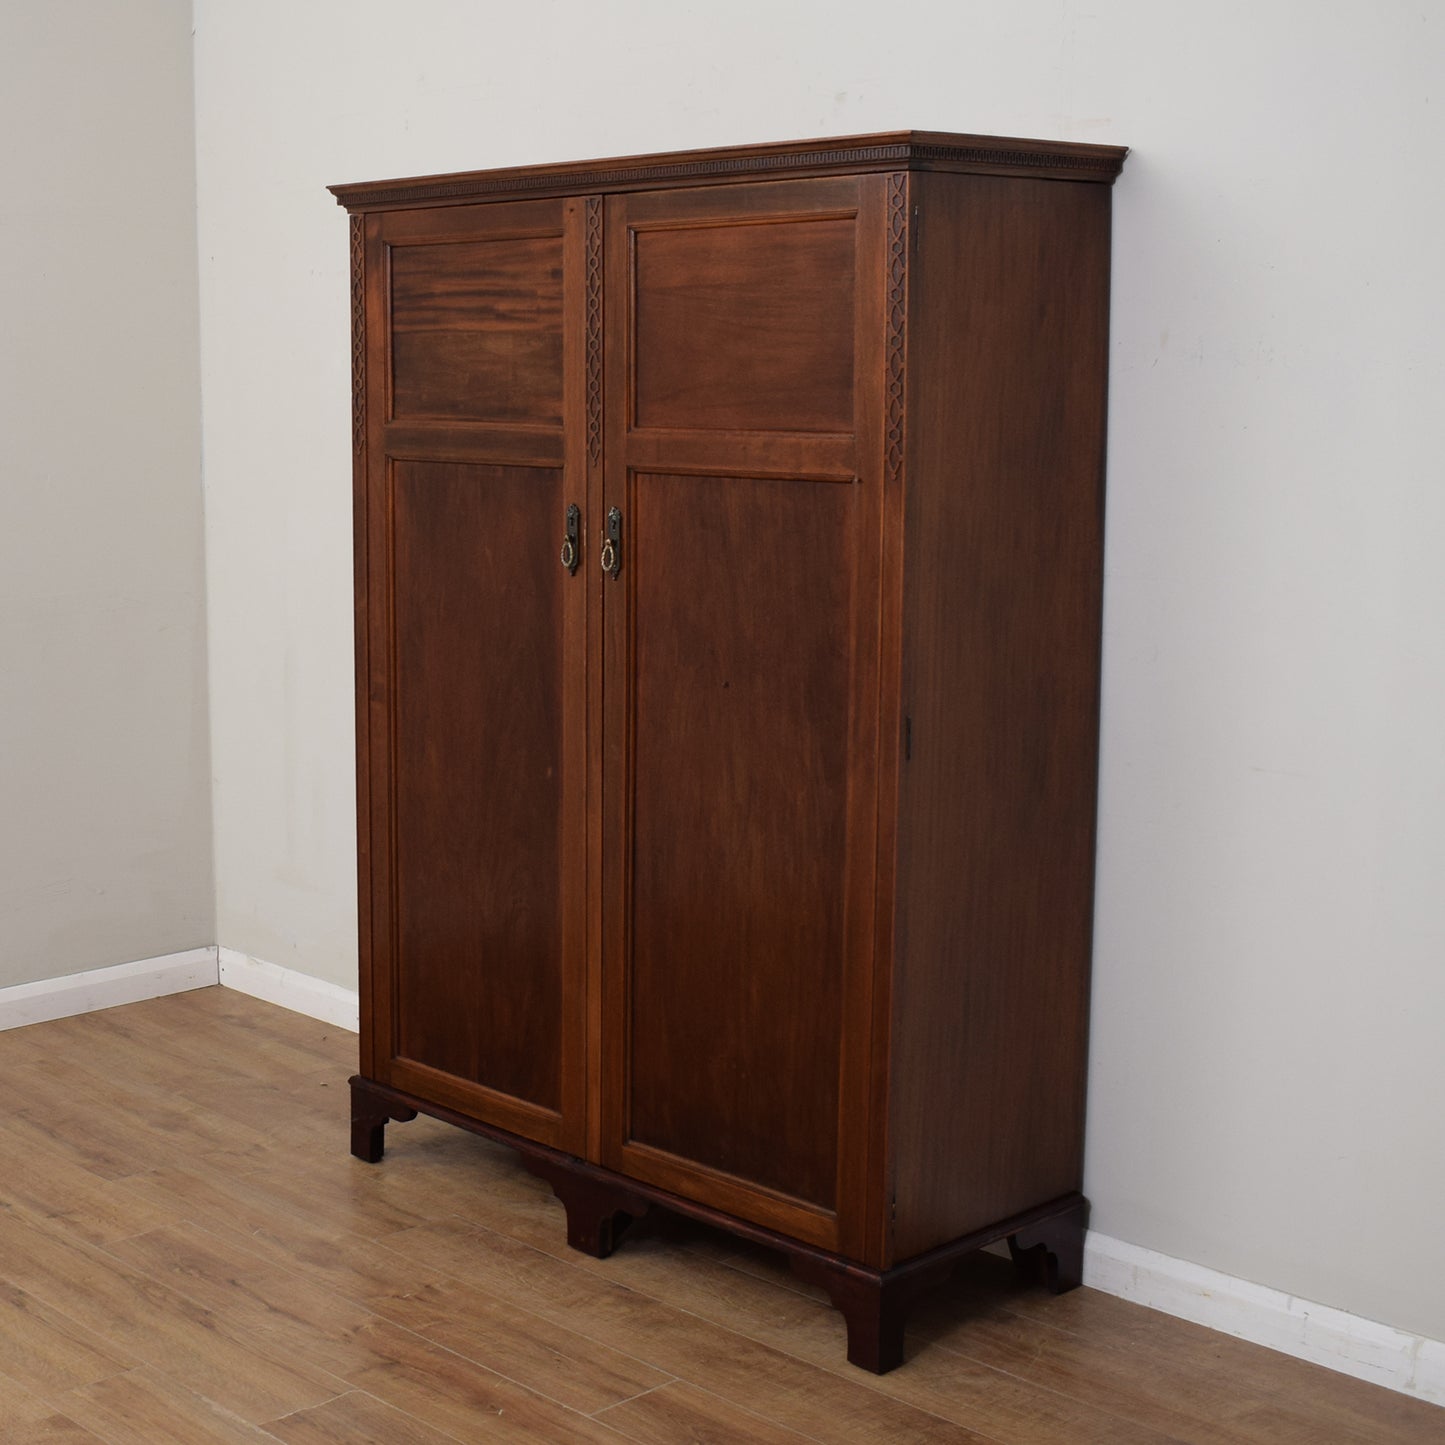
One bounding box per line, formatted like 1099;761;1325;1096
0;0;212;987
191;0;1445;1343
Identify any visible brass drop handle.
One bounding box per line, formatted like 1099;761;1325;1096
601;506;622;579
560;503;580;575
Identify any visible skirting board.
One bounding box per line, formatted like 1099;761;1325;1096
217;947;359;1033
0;947;357;1036
0;947;218;1031
1085;1232;1445;1407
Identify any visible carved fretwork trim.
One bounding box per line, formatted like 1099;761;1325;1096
885;174;908;493
585;197;603;470
915;143;1109;170
350;214;366;455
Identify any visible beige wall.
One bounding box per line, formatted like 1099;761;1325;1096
192;0;1445;1342
0;0;211;987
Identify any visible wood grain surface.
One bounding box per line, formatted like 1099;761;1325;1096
357;195;590;1158
597;175;885;1259
884;170;1115;1262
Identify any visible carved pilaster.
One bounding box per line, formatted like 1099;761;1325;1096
585;197;603;470
885;173;908;491
350;214;366;455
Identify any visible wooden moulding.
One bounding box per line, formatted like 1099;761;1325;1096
328;129;1128;212
350;1076;1087;1374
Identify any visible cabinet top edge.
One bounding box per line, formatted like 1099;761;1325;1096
328;130;1129;211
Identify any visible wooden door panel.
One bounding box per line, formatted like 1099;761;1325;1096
601;176;887;1251
361;193;589;1155
624;472;856;1209
388;233;564;425
389;461;567;1117
632;218;856;433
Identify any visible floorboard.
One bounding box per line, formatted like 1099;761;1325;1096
0;988;1437;1443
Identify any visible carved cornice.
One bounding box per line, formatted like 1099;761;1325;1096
330;131;1127;211
585;197;603;470
885;175;908;494
350;215;365;455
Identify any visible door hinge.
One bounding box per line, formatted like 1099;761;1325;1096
903;715;912;762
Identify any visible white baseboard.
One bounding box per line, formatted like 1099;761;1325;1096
0;947;219;1032
1085;1232;1445;1407
217;947;359;1033
0;945;357;1035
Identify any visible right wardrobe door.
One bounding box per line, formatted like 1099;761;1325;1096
596;175;894;1259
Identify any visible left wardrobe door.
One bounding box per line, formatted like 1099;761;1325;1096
356;197;590;1155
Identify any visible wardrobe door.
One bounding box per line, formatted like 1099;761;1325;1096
598;177;892;1255
357;197;589;1153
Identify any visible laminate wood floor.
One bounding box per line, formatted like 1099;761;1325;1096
0;989;1437;1443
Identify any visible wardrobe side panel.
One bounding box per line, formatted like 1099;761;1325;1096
888;171;1113;1263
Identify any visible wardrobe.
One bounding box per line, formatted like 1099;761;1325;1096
330;130;1127;1371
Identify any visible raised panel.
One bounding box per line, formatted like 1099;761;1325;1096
620;471;857;1210
390;236;563;424
631;218;856;434
389;459;567;1114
